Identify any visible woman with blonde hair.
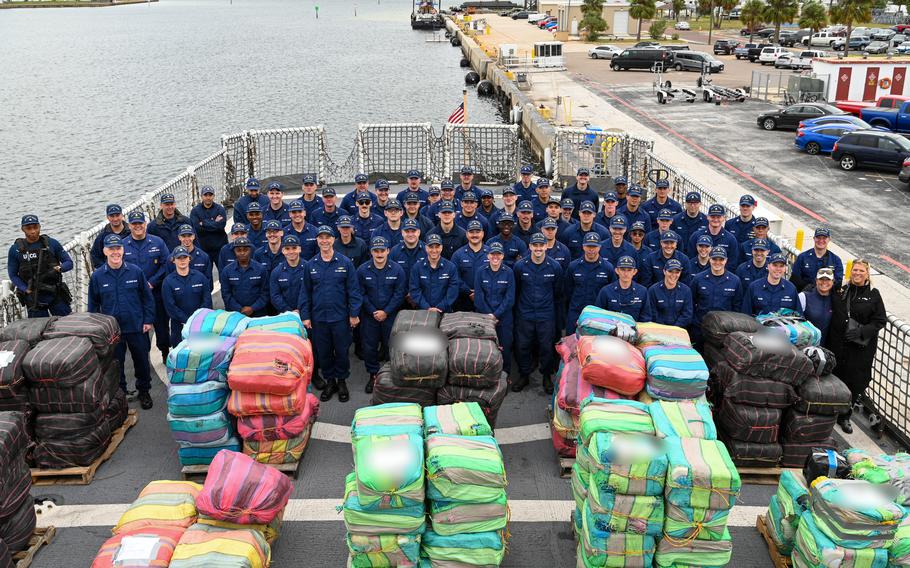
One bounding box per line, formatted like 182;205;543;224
828;259;887;434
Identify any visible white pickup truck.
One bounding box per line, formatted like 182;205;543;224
774;49;828;70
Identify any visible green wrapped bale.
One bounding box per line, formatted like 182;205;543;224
889;517;910;567
342;472;425;536
354;434;425;510
662;501;731;542
347;533;421;568
584;494;664;537
429;491;508;536
809;477;905;549
766;470;809;555
578;398;654;447
654;528;732;567
424;403;492;438
648;400;717;440
579;510;656;568
352;403;424;439
793;510;888;568
587;432;668;496
664;437;741;512
426;435;506;504
420;529;505;567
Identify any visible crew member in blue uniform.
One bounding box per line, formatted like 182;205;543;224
486;214;528;267
513;233;563;393
478;189;501;222
559;198;578;234
474;243;515;374
427;185;442;208
409;234;460;313
311;188;342;229
91;204;130;269
190;186;228;263
595;192;622;229
425;181;460;222
373;180;393;212
644;230;690;286
672;191;708;246
456;166;479;202
162;246;211;347
512;164;538;203
371;199;405;249
687;204;739;266
534;195;563;232
299;173;323;218
618;185;651;233
613;175;629;209
595;255;653;322
357;236;406;393
340;174;375;214
89;234;155;409
454;191;490;236
148;193;191;251
218;224;246;270
514;201;538;245
351;192;384;241
122;210;170;360
541;218;571;270
565;233;615;335
531;178;553;222
644;210;676;252
390;219;426;299
334;215;369;267
254;220;285;275
647;258;693;327
396;171;429;207
9;214;73;318
450;220;489;311
742;253;800;316
167;225;213;288
262;182;291;225
688;234;713;282
735;238;770;289
691;246;744;347
627;222;652;287
560;201;610;259
427;202;468;260
563;167;599;219
791;227;844;290
724;194;757;243
244;202;265;248
300;225;363;403
403;193;434;235
219;237;269;317
739;217;780;264
284;200;319;261
269;235;307;314
489;187;518;232
233;177;268;225
642;179;682;229
600;216;637;267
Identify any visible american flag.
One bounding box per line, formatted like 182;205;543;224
447;102;466;124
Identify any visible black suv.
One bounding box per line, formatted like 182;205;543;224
832;130;910;172
713;39;739;55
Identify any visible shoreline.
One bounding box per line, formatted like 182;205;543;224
0;0;156;8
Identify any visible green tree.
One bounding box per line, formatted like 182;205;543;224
630;0;657;40
580;0;608;40
830;0;873;56
672;0;685;20
763;0;798;43
798;1;828;32
740;0;765;42
650;18;669;38
697;0;712;18
717;0;737;26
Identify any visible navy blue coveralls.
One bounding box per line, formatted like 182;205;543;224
233;194;268;225
742;278;801;316
735;261;769;290
687;228;740;267
485;235;527;268
166;246;213;289
474;263;516;373
148;211;191;251
190;202;229;261
371;223;405;249
269;260;307;313
219;260;270;316
161;269;212;346
691;270;744;345
427;224;468;260
409;257;460;313
648;281;693;327
390;242;427;292
513;255;563;377
671;211;708;247
284;223;319;262
644;250;690;289
450;243;490;312
90;225;130;269
122;234;170;352
642;197;682;230
564;257;615;335
600;239;638;268
724;216;757;243
562;185;599;219
595;281;654;322
263;204;292;226
559;223;610;259
357;260;407;375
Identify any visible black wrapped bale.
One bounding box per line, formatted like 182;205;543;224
720;436;782;468
105;389;129;432
794;374;852;416
703;342;726;369
0;341;29;400
802;447;849;481
0;538;13;568
437;372;508;429
35;408;104;441
782;410;837;444
440;312;498;342
43;313;120;361
782;438;837;469
390;329;448;388
391;310;441;336
447;338;502;388
0;495;35;553
0;394;28;413
371;364;437;407
0;317;55;348
711;362;796;409
0;459;30;519
702;311;762;346
723;332;814;385
802;346;837;377
0;412;28;473
23;337;100;388
28;368;109;414
32;419;111;469
716;400;782;444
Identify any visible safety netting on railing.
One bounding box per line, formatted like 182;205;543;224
869;316;910;447
248;127;327;184
192;149;227;200
222;132;250;203
357;123;435;182
442;123;520;184
551;127;653;188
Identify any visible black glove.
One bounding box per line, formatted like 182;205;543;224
845;327;861;342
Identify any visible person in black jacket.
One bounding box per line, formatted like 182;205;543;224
827;259;887;434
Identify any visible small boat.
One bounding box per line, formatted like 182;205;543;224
412;0;445;29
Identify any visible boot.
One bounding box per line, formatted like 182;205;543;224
337;380;350;403
542;374;553;395
511;375;529;392
838;415;853;434
365;373;377;394
320;380;338;402
311;374;327;391
138;391;153;410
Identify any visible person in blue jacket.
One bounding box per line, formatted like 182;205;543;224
454;192;490;236
310;188;343;229
514;201;539;245
790;226;844;291
299;173;324;218
627;221;653;287
409;234;460;313
513;233;564;393
478;189;501;223
244;202;266;248
530;178;553;223
595;255;653;323
486;214;528;267
284;200;319;261
672;191;708;246
190;186;228;263
688;233;713;282
563;167;599;218
300;225;363;403
8;214;74;318
687;204;739;266
262;182;291;225
269;235;307;314
373;181;393;213
166;225;213;289
558;198;578;234
122;210;170;360
219;237;269;317
560;201;610;259
456;166;480;202
644;209;676;252
427;202;468;260
403;193;435;235
489;187;518;233
739;217;780;264
88;234;155;409
612;175;629;209
512;164;538;204
254;220;285;275
233;178;268;225
724;194;758;243
541;218;571;271
334;216;369;267
218;224;247;270
161;246;212;347
595;192;623;230
351;192;385;241
742;253;800;316
618;185;651;234
148;193;191;252
357;236;407;393
90;204;131;269
642;179;682;230
565;233;615;335
450;220;490;311
600;216;637;267
474;242;516;373
425;181;461;223
340;174;375;214
690;246;744;346
371;199;405;249
390;219;426;298
648;258;693;328
534;195;563;232
644;230;690;287
395;171;429;208
735;238;770;289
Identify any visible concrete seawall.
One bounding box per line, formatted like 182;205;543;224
0;0;156;8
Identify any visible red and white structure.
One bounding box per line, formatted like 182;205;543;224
814;58;910;102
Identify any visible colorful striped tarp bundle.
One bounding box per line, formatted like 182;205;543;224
635;323;691;348
844;450;910;506
167;410;235;448
552;404;579;453
578;398;655;447
809;477;905;549
177;442;241;466
765;469;809;555
245;312;306;338
586;432;668;497
420;529;506;568
654;528;732;567
556;358;617;415
423;403;493;438
112;480;202;534
181;308;249;340
166;336;236;385
167;382;229;417
196;450;292;526
227;330;312;395
757;309;823;348
352;403;424;439
578;515;656;568
577;336;646;395
664;437;741;512
584;492;664;537
889;518;910;567
195;513;283;545
648;400;717;440
793;511;888;568
425;434;507;504
354;434;425;511
429;492;508;536
227;378;308;417
642;345;709;401
575;306;637;340
343;471;426;536
236;393;319;442
91;526;185;568
346;533;421;568
242;432;308;464
168;523;270;568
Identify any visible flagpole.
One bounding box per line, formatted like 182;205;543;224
463;89;468;124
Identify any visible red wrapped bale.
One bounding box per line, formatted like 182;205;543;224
237;393;319;442
227;330;312;395
577;335;646;395
195;450;292;525
91;526;185;568
556;358;618;414
227;378;307;417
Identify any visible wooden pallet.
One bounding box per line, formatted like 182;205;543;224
756;514;792;568
559;457;575;479
30;410;139;486
12;526;56;568
738;466;791;486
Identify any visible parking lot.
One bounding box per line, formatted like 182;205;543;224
573;78;910;287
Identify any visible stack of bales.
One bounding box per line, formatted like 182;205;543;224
764;469;810;558
372;311;445;408
0;412;36;559
0;317;52;413
700;311;762;369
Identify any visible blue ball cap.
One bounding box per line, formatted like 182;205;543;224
548;195;562;205
517;200;534;212
520;165;534;175
282;235;301;247
201;185;215;195
246;177;261;191
529;232;546;245
160;193;176;204
583;232;602;245
231;223;248;234
768;252;787;264
542;218;558;229
264;220;282;231
603;192;618;203
402;219;419;231
696;234;714;247
171;246;191;259
20;214;39;227
751;238;771;251
231;237;253;249
426;234;443;246
322;187;336;197
289;200;304;212
466;220;484;232
404;192;421;203
502;186;517;196
627;185;643;197
577;167;591;176
407;169;422;179
371;236;389;250
561;198;574;209
709;246;727;259
579;201;596;213
460;165;474;175
439;201;456;213
616;255;637;269
336;216;353;228
630;221;647;233
355;192;372;203
316;225;334;236
655;179;670;189
267;181;283;192
461;191;477;202
480;189;494;199
754;217;769;227
537;177;550;187
665;258;684;272
613;175;628;185
814;227;831;238
660;230;679;243
707;204;726;216
354;173;369;183
440;180;455;190
177;224;195;236
497;213;515;224
375;179;390;190
685;191;702;203
246;202;262;213
103;234;123;248
739;194;756;206
428;187;441;196
385;199;402;210
302;173;318;185
127;210;145;224
610;216;627;229
657;209;674;221
488;242;505;254
106;204;122;216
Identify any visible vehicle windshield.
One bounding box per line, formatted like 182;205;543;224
892;136;910;151
761;47;775;53
816;104;845;114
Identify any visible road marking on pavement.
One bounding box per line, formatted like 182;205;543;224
880;255;910;274
311;422;553;445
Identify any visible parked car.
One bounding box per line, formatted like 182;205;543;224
735;42;761;59
758;46;787;64
510;10;531;19
807;31;842;47
757;103;848;130
661;44;691;51
776;49;827;70
832;35;872;50
795;123;865;155
799;115;877;129
675;21;691;30
755;27;777;38
740;25;763;36
774;53;799;69
898;41;910;54
673;51;724;72
634;41;661;48
861;100;910;132
527;13;549;23
894;24;910;34
781;29;811;46
544;20;558;30
898;157;910;184
588;45;622;59
871;28;896;42
891;34;907;47
745;43;772;61
611;48;675;71
864;41;890;55
502;8;522;17
831;130;910;171
537;17;556;28
714;39;739;55
729;9;741;19
836;95;910;116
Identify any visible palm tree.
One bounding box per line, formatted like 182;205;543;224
672;0;685;20
580;0;608;39
718;0;737;27
763;0;798;44
830;0;873;56
740;0;765;43
799;1;828;33
630;0;657;40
